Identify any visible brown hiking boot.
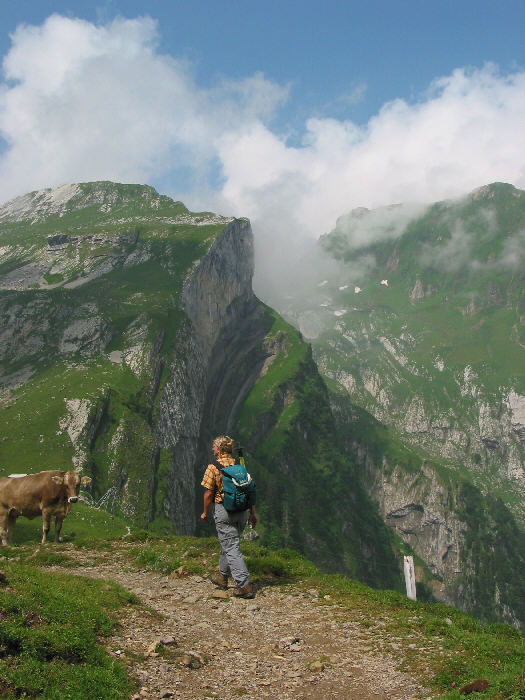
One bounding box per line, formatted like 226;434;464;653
209;570;228;590
233;583;255;599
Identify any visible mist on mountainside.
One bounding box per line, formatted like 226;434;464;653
257;182;525;626
251;197;429;337
252;184;525;338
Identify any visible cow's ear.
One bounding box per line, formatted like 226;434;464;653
52;475;64;485
81;476;92;485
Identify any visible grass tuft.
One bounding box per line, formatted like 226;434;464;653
0;564;137;698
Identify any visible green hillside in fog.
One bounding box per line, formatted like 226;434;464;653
270;183;525;628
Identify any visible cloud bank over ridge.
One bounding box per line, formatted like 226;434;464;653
0;14;524;293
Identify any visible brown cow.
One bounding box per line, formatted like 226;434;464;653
0;470;91;545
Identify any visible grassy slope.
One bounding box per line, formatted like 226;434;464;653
0;183;227;526
1;508;523;700
297;184;525;627
0;566;137;700
0;507;136;699
319;183;524;396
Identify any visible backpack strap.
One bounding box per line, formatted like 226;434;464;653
214;459;221;471
214;459;231;476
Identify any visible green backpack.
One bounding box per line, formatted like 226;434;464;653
216;461;256;512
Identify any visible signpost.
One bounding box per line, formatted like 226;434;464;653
404;555;417;601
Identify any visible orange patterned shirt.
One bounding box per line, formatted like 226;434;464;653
201;455;236;504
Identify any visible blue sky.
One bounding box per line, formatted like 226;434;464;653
2;1;523;129
0;0;524;289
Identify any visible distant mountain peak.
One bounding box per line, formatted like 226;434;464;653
469;181;522;202
0;181;189;224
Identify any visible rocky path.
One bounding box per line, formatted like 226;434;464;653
65;551;432;700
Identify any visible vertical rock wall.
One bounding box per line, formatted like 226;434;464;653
155;218;256;533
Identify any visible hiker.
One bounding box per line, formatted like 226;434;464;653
200;435;257;599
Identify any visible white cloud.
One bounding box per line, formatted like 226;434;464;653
0;14;287;202
214;64;525;297
0;16;524;299
219;65;525;229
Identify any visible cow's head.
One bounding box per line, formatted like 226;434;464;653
52;471;92;503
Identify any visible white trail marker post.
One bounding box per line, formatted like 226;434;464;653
404;555;417;601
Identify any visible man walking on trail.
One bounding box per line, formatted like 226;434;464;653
200;435;257;599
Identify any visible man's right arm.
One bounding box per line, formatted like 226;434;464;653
201;488;214;521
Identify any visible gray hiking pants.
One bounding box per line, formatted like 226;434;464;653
213;503;250;587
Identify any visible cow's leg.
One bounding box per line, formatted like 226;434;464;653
54;515;64;543
7;511;17;545
0;510;9;546
41;510;52;544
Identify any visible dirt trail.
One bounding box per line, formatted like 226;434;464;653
63;549;433;700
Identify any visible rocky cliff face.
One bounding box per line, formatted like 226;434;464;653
360;455;470;610
322;348;525;501
330;394;524;628
0;184;263;535
154;218;257;533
